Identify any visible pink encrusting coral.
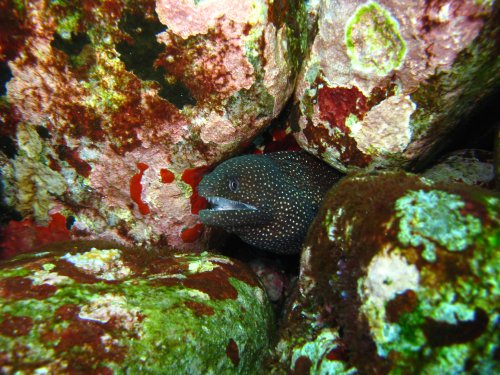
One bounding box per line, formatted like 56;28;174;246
155;0;255;100
156;0;254;39
0;0;307;254
293;0;499;172
157;19;255;102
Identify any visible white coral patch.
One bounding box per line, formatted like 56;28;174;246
301;246;312;274
325;207;345;242
254;287;266;305
29;269;72;286
33;367;50;375
359;248;420;357
100;333;119;349
350;95;415;155
185;289;211;300
188;259;219;273
361;249;419;305
290;329;357;374
79;293;139;331
62;248;131;280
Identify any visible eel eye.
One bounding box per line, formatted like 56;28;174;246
228;178;239;192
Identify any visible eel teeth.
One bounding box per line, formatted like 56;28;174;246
206;196;257;211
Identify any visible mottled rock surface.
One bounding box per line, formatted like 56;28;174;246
0;242;274;373
272;172;499;374
249;257;291;303
0;0;309;252
293;0;499;172
496;126;500;190
422;149;494;187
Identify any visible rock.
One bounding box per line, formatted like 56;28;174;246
249;257;291;303
0;213;72;260
0;242;274;373
496;126;500;190
271;320;354;374
273;171;499;373
0;0;309;252
422;149;494;188
293;0;500;172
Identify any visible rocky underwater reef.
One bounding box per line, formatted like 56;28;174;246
0;0;499;374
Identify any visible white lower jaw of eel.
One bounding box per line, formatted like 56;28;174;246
205;196;257;212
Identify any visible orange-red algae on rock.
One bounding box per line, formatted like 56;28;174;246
318;85;369;134
0;213;72;259
160;168;175;183
182;166;210;214
181;223;204;243
130;162;150;215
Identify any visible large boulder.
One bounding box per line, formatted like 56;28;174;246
272;172;499;374
0;242;274;373
0;0;309;252
293;0;499;172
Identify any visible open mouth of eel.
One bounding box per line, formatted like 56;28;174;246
204;196;257;211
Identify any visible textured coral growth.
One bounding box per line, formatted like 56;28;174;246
0;0;30;63
157;19;254;103
57;145;92;178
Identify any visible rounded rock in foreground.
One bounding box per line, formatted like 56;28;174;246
0;243;274;374
275;172;499;374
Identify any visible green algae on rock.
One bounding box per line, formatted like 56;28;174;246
0;243;274;373
292;171;499;374
395;189;483;262
271;324;356;374
345;1;407;77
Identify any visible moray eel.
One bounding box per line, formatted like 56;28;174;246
198;151;343;254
